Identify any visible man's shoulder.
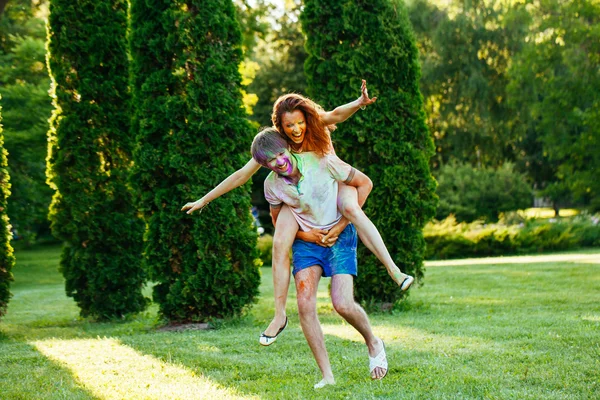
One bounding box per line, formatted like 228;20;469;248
297;151;329;170
264;170;278;185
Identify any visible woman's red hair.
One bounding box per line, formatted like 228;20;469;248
271;94;333;156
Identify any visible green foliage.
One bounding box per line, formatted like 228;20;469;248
425;214;600;259
507;0;600;212
129;0;260;322
0;97;15;320
436;161;532;222
256;234;272;266
247;0;307;127
46;0;147;319
240;0;307;216
0;0;53;243
234;0;272;55
408;0;522;170
406;0;600;213
302;0;438;307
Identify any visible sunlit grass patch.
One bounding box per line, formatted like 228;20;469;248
33;337;257;400
426;252;600;267
521;207;579;219
582;315;600;322
574;257;600;264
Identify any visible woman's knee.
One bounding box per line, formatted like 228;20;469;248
340;201;362;220
272;233;293;255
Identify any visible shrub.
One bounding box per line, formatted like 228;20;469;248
256;235;273;267
46;0;148;319
424;216;518;259
570;216;600;247
0;97;15;320
425;214;600;259
129;0;260;322
436;161;533;222
302;0;438;307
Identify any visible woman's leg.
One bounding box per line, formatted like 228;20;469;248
263;205;299;337
337;184;412;287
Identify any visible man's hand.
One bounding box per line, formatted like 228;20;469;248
321;218;349;247
358;79;377;108
321;227;342;247
297;228;330;247
181;198;209;215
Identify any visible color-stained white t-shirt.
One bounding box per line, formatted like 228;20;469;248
264;152;355;232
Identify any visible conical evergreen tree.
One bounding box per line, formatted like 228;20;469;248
0;96;15;321
302;0;438;307
129;0;260;322
46;0;148;319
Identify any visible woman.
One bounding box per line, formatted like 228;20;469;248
182;80;413;346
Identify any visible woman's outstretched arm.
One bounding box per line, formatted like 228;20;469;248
182;158;261;214
319;79;377;126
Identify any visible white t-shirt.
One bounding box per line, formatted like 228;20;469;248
264;152;355;232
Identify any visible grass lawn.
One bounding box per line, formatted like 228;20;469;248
1;244;599;399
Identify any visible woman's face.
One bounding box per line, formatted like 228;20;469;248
281;110;306;145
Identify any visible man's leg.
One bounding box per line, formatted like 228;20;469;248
263;206;298;337
337;184;412;288
330;274;387;379
295;266;335;386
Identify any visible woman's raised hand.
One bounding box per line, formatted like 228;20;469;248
358;79;377;108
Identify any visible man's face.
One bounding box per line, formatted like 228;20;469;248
281;110;306;145
265;148;296;177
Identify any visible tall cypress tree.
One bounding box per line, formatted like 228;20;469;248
0;97;15;321
46;0;147;319
129;0;260;322
303;0;438;306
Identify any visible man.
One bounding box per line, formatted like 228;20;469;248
251;128;390;388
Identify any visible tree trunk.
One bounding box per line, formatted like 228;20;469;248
0;0;9;16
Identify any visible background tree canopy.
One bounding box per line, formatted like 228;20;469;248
0;0;52;243
235;0;599;222
0;0;597;291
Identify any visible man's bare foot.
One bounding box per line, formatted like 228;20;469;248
368;337;388;380
314;377;335;389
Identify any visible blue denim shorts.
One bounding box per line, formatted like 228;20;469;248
292;224;357;277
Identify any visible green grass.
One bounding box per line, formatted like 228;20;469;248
1;244;599;399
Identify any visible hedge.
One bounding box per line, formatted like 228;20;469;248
303;0;438;307
129;0;260;322
0;97;15;320
46;0;148;319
